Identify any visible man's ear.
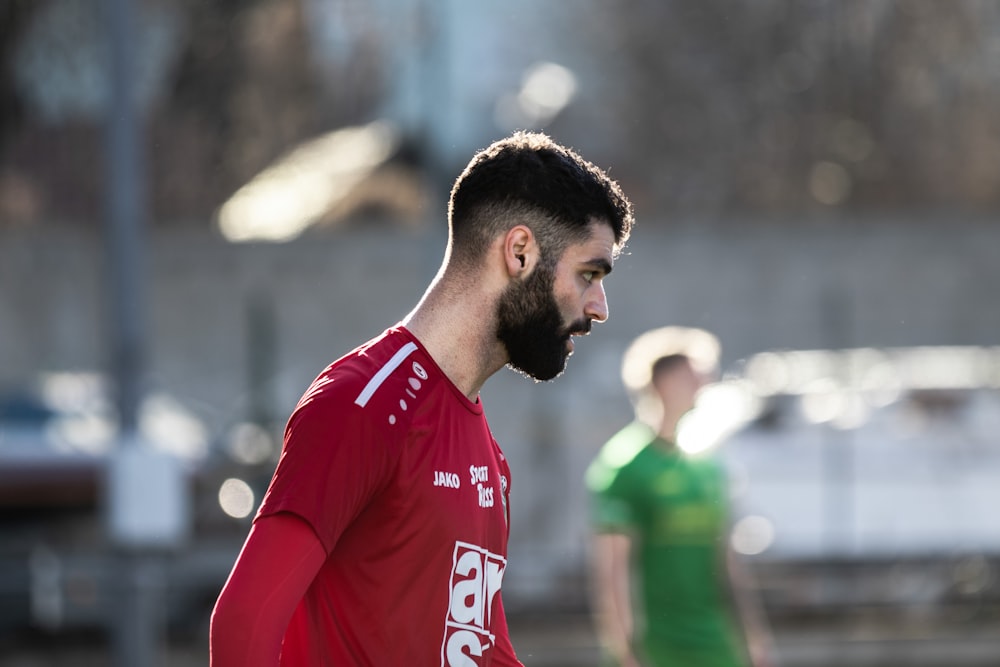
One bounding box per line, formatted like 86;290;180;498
502;225;539;278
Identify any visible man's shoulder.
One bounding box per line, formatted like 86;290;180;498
296;327;436;421
585;421;654;493
597;421;655;464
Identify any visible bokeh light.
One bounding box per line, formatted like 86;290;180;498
218;478;255;519
731;515;776;556
225;422;275;466
809;160;852;205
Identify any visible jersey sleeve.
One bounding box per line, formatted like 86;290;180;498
210;513;327;666
255;381;400;553
588;468;637;533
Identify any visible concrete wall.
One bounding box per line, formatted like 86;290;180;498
3;220;999;601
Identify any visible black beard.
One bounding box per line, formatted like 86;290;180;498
496;265;590;381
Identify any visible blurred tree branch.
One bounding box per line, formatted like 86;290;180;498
3;0;1000;226
576;0;1000;217
0;0;40;151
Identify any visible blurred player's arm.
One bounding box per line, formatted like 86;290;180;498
210;512;327;667
591;531;642;667
726;545;776;667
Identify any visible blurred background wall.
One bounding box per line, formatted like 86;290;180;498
2;1;1000;665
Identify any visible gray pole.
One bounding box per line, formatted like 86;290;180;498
104;0;146;437
103;1;159;666
821;288;854;557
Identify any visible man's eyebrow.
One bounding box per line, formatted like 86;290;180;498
584;258;613;276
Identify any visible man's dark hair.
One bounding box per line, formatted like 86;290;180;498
447;131;634;267
651;354;691;382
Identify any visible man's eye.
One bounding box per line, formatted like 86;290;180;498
581;271;595;283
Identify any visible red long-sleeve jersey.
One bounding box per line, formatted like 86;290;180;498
214;326;522;666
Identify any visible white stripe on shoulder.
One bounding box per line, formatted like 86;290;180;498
354;341;419;408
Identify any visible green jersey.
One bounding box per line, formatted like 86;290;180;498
586;422;747;667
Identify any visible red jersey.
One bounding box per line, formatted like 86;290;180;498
256;326;523;666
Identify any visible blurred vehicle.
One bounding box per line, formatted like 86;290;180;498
695;346;1000;622
0;372;273;640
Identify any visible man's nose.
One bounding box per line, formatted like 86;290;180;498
585;283;609;323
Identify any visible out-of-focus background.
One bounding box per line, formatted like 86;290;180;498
2;1;1000;665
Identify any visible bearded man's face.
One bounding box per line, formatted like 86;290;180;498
496;263;590;381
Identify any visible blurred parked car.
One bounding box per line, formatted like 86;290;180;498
0;372;275;639
698;346;1000;618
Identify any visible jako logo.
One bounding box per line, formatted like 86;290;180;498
439;542;506;666
434;471;461;489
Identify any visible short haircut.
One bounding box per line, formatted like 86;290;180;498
447;131;633;268
651;353;692;382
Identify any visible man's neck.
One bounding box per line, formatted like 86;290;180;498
403;279;506;401
656;409;687;444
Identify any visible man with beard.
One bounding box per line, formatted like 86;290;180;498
210;131;633;667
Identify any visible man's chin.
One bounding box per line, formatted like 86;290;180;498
507;351;570;382
508;366;566;383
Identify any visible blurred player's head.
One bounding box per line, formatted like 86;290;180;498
650;353;705;415
446;131;633;270
621;326;720;426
